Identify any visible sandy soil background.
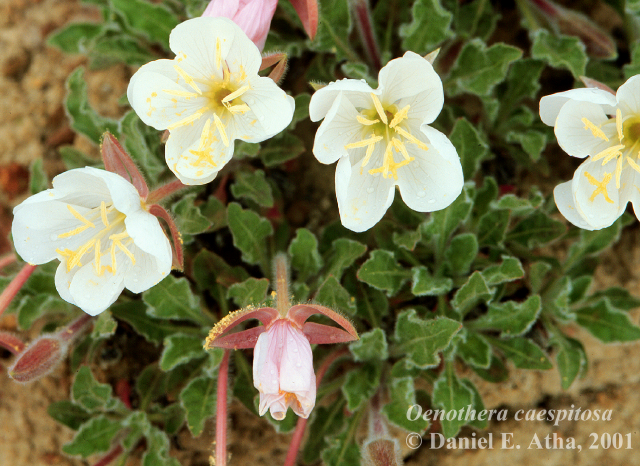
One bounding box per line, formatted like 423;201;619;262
2;0;640;465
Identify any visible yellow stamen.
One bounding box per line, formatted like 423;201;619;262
58;205;96;238
93;240;102;275
615;154;623;189
222;85;250;103
361;142;376;168
109;231;130;241
224;103;251;114
584;171;614;203
167;109;206;130
173;64;202;95
370;93;388;125
100;201;109;227
116;240;136;265
214;114;229;147
389;105;410;128
110;242;117;274
592;144;624;163
345;135;383;150
369;141;394;178
394;126;429;151
356;115;379;126
617;108;623;142
67;239;96;272
581;117;609;141
627;156;640;175
163;89;199;98
392;137;410;161
216;38;222;70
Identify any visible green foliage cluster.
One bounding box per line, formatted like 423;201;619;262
5;0;640;464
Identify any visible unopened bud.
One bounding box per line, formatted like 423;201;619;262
362;438;403;466
8;335;67;383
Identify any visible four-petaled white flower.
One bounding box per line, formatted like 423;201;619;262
541;75;640;230
309;51;464;232
11;167;172;316
127;16;295;185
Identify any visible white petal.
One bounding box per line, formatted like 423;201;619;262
616;75;640;116
540;87;617;126
68;258;127;316
55;262;78;307
396;125;463;212
289;367;316;418
238;75;295;140
123;245;170;294
553;180;594;230
572;157;622;229
309;78;374;122
253;327;281;396
125;211;172;267
312;92;364;164
335;155;396;232
555;99;614;158
278;325;313;393
77;167;143;217
379;51;443;124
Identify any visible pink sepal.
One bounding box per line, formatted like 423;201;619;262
302;322;359;344
210;326;266;349
148;204;184;271
579;76;616;95
287;304;358;341
205;306;279;349
100;133;149;199
289;0;318;39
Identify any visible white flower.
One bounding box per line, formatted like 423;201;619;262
127;16;295;185
309;51;464;232
541;75;640;230
11;167;172;316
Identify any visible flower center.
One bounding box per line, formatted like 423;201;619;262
55;202;136;277
344;93;427;180
623;116;640;147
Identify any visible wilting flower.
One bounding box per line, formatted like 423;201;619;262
202;0;278;51
540;75;640;230
11;136;175;316
309;51;464;232
127;17;295;185
206;254;358;420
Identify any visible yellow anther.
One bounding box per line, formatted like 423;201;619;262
394;126;429;151
581;117;609;142
167;109;206;130
174;64;202;95
224;104;251;114
592;144;624;163
110;242;118;274
163;89;200;98
116;240;136;265
58;205;96;238
345;135;383;150
216;38;222;70
617;108;623;142
392;137;410;161
67;204;94;226
627;156;640;175
213;114;229;147
616;154;623;189
356;115;379;126
389;105;410;128
584;171;614;203
222;85;250;103
361;141;376;168
67;239;96;272
100;201;109;227
190;120;219;167
370;93;388;125
94;240;102;275
369;141;394;178
109;231;130;241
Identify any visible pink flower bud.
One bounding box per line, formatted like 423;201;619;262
202;0;278;51
8;335;67;383
252;319;316;420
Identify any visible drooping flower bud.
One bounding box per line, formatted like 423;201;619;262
8;335;67;383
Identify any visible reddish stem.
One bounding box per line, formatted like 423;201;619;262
146;179;189;205
92;444;124;466
0;254;17;270
0;263;37;319
58;314;94;342
0;332;26;355
352;0;382;71
216;350;231;466
284;347;350;466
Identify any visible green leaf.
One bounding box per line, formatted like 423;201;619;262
460;378;488;429
481;256;525;286
624;41;640;79
355;285;389;326
89;35;157;68
529;261;553;293
393;228;422;251
310;0;352;61
399;0;453;52
143;275;204;324
259;133;305;166
445;233;478;274
180;375;217;436
531;29;588;78
553;335;587;389
506;211;566;247
589;287;640;311
451;271;492;315
230;170;274;207
471;353;509;382
16;294;66;330
432;365;474;438
72;366;118;411
47;23;103;54
111;0;178;47
120;111;166;183
172;192;212;237
321;431;362;466
47;400;91;430
449;117;491;180
476;209;510;246
65;67;118;144
289;228;323;281
110;301;178;344
411;266;454;296
227;202;273;268
394;309;461;368
92;310;118;339
226;277;270;308
492;194;537;216
457;330;491;369
160;334;206;371
342;363;381;411
500;58;545;109
506;130;547;161
566;218;623;264
315;275;357;314
62;415;124;457
576;299;640;342
469;295;541;337
303;403;347;464
29;158;48;194
423;183;473;241
350;328;388;361
59;146;100;170
142;426;181;466
487;336;552;370
325;238;367;279
382;376;430;432
447;39;522;96
357;250;410;296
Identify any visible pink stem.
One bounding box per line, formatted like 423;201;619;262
0;332;26;355
0;263;37;319
284;347;349;466
92;445;124;466
0;254;17;270
352;0;382;71
147;204;184;270
528;0;558;16
58;314;94;342
216;350;231;466
146;179;189;204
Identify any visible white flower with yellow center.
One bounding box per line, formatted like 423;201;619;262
11;167;172;316
541;75;640;230
127;17;295;185
309;51;464;232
